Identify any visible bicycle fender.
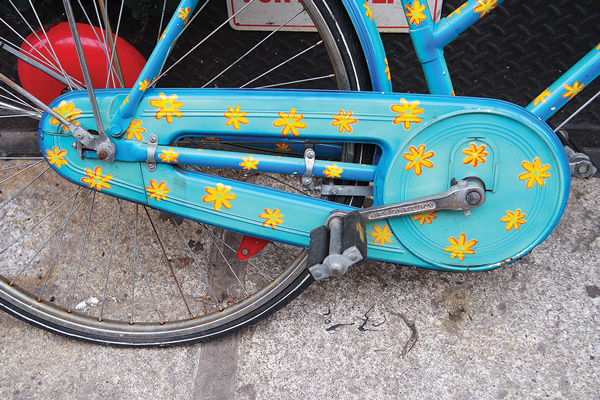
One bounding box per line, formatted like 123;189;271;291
340;0;392;92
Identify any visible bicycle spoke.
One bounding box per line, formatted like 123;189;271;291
130;204;139;323
97;0;126;88
76;0;121;88
0;36;80;89
201;9;305;88
99;198;122;322
157;0;169;43
13;0;76;90
205;229;249;297
144;206;194;319
120;203;163;324
0;88;41;113
62;0;107;137
155;0;256;83
173;217;221;311
240;40;324;88
0;164;48;206
38;189;82;301
0;188;88;254
201;224;272;281
0;161;39;172
555;88;600;132
68;191;96;312
258;74;335;88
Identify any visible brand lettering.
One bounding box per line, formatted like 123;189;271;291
367;201;436;220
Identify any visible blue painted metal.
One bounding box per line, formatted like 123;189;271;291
435;0;506;48
39;88;570;271
109;0;197;134
400;0;508;95
527;44;600;121
399;0;453;94
341;0;393;92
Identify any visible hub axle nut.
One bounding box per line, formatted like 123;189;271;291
466;191;481;205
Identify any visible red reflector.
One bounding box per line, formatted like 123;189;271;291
237;235;270;260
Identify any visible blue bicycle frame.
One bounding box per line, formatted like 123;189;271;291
37;0;598;271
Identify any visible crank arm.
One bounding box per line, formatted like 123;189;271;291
346;177;486;223
310;178;486;280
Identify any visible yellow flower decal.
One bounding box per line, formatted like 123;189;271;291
273;108;306;136
178;7;190;24
259;208;283;229
125;118;146;141
81;166;112;191
370;225;393;246
224;105;248;130
462;143;488;167
276;143;291;152
412;211;436;225
158;148;179;163
404;0;427;25
45;146;68;168
384;58;391;82
445;233;477;261
240;155;259;170
122;95;129;105
448;3;467;18
49;100;81;132
473;0;498;18
519;158;551;188
203;183;235;211
160;29;166;41
404;144;434;176
324;163;343;178
501;209;526;231
138;79;150;92
533;88;551;106
363;1;373;21
391;98;424;129
562;81;585;100
149;92;183;123
332;110;358;133
146;180;170;201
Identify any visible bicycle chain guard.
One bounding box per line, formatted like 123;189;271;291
37;88;570;271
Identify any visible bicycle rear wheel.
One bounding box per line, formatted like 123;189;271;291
0;0;371;345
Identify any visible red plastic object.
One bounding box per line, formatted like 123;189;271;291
18;22;146;105
237;235;270;261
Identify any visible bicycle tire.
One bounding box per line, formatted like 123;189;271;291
0;0;371;345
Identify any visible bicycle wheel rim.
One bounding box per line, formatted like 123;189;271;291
0;0;371;344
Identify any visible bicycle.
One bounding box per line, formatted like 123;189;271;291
0;0;597;345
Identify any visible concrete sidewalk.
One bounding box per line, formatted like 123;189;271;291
0;177;599;399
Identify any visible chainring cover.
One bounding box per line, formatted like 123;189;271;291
382;110;570;270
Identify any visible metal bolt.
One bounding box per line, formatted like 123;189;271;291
98;149;108;160
577;164;590;175
348;252;358;262
306;150;315;159
331;187;339;195
149;135;157;143
110;124;123;135
241;248;249;256
466;191;481;205
312;270;322;279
